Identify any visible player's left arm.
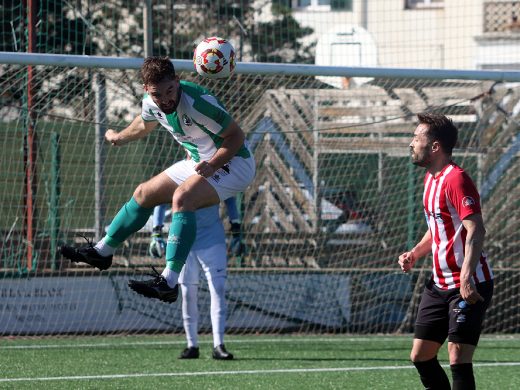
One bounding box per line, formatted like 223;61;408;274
460;213;486;304
195;120;245;177
446;171;486;304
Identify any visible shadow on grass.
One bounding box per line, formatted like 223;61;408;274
236;357;411;363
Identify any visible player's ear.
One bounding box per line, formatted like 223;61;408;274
431;140;441;153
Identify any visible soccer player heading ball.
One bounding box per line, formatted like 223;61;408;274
398;113;493;390
61;56;255;303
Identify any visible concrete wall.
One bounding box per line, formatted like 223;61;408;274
291;0;485;69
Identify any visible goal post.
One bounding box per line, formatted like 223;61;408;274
0;52;519;335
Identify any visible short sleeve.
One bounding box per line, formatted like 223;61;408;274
445;171;481;220
141;95;158;122
192;94;232;135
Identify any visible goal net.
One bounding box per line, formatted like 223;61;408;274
1;58;519;335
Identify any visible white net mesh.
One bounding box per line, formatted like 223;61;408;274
0;61;519;335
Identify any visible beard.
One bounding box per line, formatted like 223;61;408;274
411;150;431;167
160;104;176;115
158;88;182;114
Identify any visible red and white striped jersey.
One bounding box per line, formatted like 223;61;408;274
422;162;493;289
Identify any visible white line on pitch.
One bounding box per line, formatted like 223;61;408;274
1;362;520;383
0;335;517;350
0;337;400;350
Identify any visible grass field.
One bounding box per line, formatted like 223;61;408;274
1;334;519;389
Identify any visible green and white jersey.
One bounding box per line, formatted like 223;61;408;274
141;80;251;162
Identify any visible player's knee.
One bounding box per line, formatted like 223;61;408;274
212;283;226;298
449;356;466;365
410;350;435;363
210;276;226;292
133;183;153;207
447;342;475;365
171;191;194;211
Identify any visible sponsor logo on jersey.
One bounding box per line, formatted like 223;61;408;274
462;196;475;207
212;174;221;183
427;211;443;220
182;114;192;126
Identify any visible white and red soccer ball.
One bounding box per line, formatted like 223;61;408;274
193;37;236;79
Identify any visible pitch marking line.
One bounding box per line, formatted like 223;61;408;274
1;335;517;350
1;362;520;383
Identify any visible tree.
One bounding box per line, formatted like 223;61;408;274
249;0;315;64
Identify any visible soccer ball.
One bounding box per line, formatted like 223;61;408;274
193;37;236;79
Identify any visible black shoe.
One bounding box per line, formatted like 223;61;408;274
179;347;200;359
212;344;234;360
128;266;179;303
60;237;112;271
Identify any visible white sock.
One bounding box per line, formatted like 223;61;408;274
161;267;179;288
94;238;115;257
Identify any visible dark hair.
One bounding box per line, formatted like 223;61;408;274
417;112;458;154
141;56;176;85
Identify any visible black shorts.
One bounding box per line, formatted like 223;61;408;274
414;278;494;346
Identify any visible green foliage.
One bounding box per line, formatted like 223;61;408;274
2;1;317;62
39;0;97;55
0;0;23;52
251;15;315;63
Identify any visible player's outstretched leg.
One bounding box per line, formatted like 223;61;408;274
129;211;196;302
60;236;113;271
61;197;153;270
128;266;179;303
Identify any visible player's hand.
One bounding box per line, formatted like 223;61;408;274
105;129;121;146
459;278;484;304
229;223;245;257
194;161;215;178
149;234;166;258
398;251;415;273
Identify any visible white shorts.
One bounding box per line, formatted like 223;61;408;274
178;243;227;285
165;155;255;201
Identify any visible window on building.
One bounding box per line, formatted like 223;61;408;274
294;0;352;11
405;0;444;9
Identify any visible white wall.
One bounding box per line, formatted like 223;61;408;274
292;0;484;69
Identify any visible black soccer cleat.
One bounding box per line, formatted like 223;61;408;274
178;347;200;359
212;344;234;360
60;237;112;271
128;266;179;303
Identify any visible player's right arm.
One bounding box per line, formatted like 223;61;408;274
398;230;432;273
105;115;158;146
194;120;245;178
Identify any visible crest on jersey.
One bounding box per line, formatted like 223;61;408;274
167;234;180;244
156;111;162;118
462;196;475;207
182;114;192;126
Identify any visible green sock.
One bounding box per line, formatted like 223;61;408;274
104;197;154;247
165;211;196;273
